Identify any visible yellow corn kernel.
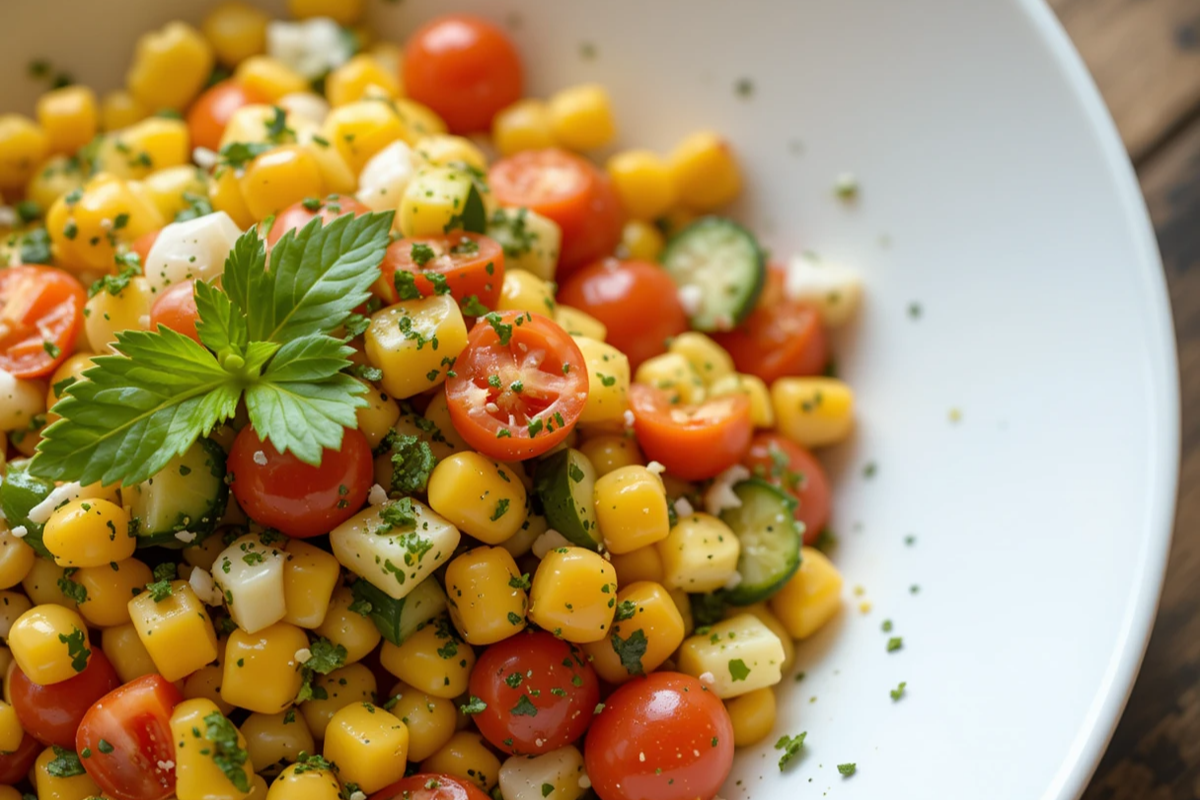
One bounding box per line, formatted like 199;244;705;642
43;498;136;568
353;380;400;449
548;85;616;152
725;687;776;748
91;118;190;181
84;275;154;353
657;512;740;593
239;145;325;220
593;465;670;555
606;150;675;221
0;528;33;591
184;664;236;716
583;581;684;683
619;219;664;262
771;377;854;449
218;104;279;150
142;165;209;220
555;305;606;342
0;700;21;752
492;99;555;157
221;622;308;713
496;270;557;317
100;90;150;131
241;710;315;774
677;613;785;698
425;391;471;453
0;591;31;640
635;352;706;405
609;545;664;587
26;155;86;211
323;702;408;793
289;0;365;25
667;586;694;636
364;295;468;400
34;745;102;800
296;124;356;195
321;100;404;175
313;586;382;664
22;558;75;610
668;131;741;211
127;22;215;111
577;434;642;478
668;332;734;385
397;165;475;238
420;731;501;792
769;546;843;640
709;373;773;428
47;174;164;273
36;86;98;157
391;98;447;143
385;682;457;761
413;135;488;172
326;54;400;107
172;698;255;800
101;622;157;682
267;761;340;800
380;616;474;698
129;581;219;681
9;604;91;685
299;661;376;740
729;602;795;674
236;57;310;103
498;506;546;561
528;548;617;644
444;547;527;645
427;453;527;545
208;167;256;230
74;558;153;628
45;353;94;423
203;1;270;67
573;336;631;426
281;540;340;629
0;115;49;190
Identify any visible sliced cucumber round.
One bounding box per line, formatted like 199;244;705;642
533;448;602;550
127;437;229;548
719;477;802;604
660;216;765;332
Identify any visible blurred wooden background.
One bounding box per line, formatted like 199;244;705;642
1052;0;1200;797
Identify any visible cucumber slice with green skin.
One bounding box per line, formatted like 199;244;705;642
533;448;601;550
0;460;54;558
660;216;766;332
350;574;448;646
127;437;228;548
719;477;803;604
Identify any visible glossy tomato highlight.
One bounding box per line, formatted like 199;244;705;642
628;384;753;481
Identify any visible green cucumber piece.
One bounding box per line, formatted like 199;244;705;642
660;216;766;331
127;437;228;548
0;460;54;558
351;575;447;646
533;448;601;550
720;478;802;604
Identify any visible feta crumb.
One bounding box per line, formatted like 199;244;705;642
0;207;16;228
368;484;388;506
834;171;859;200
638;752;646;762
673;497;695;518
723;571;743;590
252;450;268;466
579;776;592;789
28;482;87;524
9;525;26;539
349;792;366;800
623;409;635;428
783;254;862;327
703;465;750;516
294;648;312;664
156;760;175;771
174;530;197;544
646;461;666;476
192;147;218;169
267;18;353;79
677;284;703;316
698;671;715;685
188;567;223;606
532;528;572;559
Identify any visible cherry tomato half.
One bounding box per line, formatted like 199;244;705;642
76;674;183;800
628;384;752;482
149;279;201;343
186;80;269;152
131;230;159;266
744;433;831;546
403;14;523;134
445;311;588;461
228;425;373;538
370;774;491;800
265;195;372;247
0;265;86;378
9;648;120;748
488;149;624;277
469;630;600;755
376;232;505;311
0;733;42;784
585;672;734;800
557;258;689;369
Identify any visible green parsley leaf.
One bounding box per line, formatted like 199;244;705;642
296;637;348;703
411;243;436;266
19;228;53;265
192;279;250;357
389;434;437;494
490;498;510;521
57;627;90;672
174;191;215;222
511;695;538;717
88;262;141;299
394;270;424;300
145;578;173;602
838;763;857;777
443;181;487;234
98;738;114;754
459;295;490;316
890;681;907;701
775;732;806;770
508;573;531;590
611;629;648;676
293;752;335;774
541;784;554;798
57;569;88;604
728;659;751;682
376;498;418;535
613;600;637;622
483;313;513;346
887;636;903;653
459;696;487;715
265;107;294;144
204;711;251;791
46;745;85;777
217;141;273;170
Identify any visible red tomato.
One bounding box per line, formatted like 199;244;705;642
9;649;120;748
628;384;752;481
228;426;373;538
131;230;159;266
77;674;183;800
585;672;734;800
376;232;505;310
0;265;86;378
370;774;491;800
469;630;600;755
557;258;689;369
744;433;831;546
265;195;372;246
488;149;623;276
149;280;200;343
445;311;588;461
402;14;523;134
0;733;41;784
186;81;269;152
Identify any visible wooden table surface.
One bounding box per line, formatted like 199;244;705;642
1051;0;1200;796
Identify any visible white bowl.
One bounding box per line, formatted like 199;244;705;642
2;1;1178;798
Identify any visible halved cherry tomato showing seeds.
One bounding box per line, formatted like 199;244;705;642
375;232;505;311
149;279;200;343
0;265;86;378
186;80;269;152
9;648;120;748
445;311;588;461
744;432;832;546
628;383;752;481
265;195;372;246
370;774;491;800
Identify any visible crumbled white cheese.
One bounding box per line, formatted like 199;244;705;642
723;571;743;590
174;530;198;544
368;484;388;506
294;647;312;664
703;465;750;516
193;147;218;170
348;792;366;800
188;566;223;606
157;760;175;771
638;752;646;762
579;776;592;789
677;284;703;316
266;17;353;79
646;461;666;476
28;482;86;524
9;525;26;539
698;671;715;685
783;254;862;327
673;497;694;518
531;528;572;559
252;450;268;466
0;207;17;228
623;409;635;428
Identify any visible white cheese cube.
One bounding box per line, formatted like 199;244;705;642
330;499;460;600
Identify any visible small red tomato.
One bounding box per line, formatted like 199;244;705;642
186;80;269;152
9;649;120;747
266;195;373;247
0;734;42;784
628;384;753;481
0;265;87;378
744;433;832;546
376;232;505;310
370;774;491;800
149;279;201;343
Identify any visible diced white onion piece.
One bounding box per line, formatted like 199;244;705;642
783;255;863;327
211;533;288;633
531;528;572;560
368;484;388;506
498;746;588;800
188;566;223;606
673;497;695;518
357;140;416;213
0;370;47;433
29;482;110;524
266;18;354;79
703;464;750;517
144;212;242;293
329;499;460;600
677;284;703;317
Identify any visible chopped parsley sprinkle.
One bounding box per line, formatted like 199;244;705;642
509;573;531;590
204;711;251;791
890;681;907;701
542;783;555;798
459;696;487;715
881;619;893;633
394;270;423;300
58;627;90;672
838;763;857;777
46;745;85;777
611;629;648;676
490;498;510;521
887;636;903;653
484;312;514;346
511;695;538;717
775;732;806;770
728;658;751;682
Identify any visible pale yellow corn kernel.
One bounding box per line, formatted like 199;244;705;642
34;745;102;800
312;586;382;664
9;605;91;685
607;150;676;221
101;91;150;131
241;710;315;773
609;546;664;587
218;104;279;150
769;546;843;640
577;434;642;478
498;506;546;560
668;131;741;211
709;373;774;428
43;498;135;568
183;528;228;572
413;135;488;172
528;548;617;644
492;99;555;157
0;529;33;591
84;276;154;354
390;97;448;143
183;664;236;716
266;762;340;800
278;93;330;127
486;207;561;282
619;219;665;262
321;100;404;175
235;57;310;103
323;702;408;793
727;602;795;674
296;123;357;195
425;391;471;453
421;731;501;792
26;155;86;212
667;586;694;636
36;86;98;157
21;558;73;608
572;336;630;426
635;352;706;405
94;117;191;181
386;682;457;762
657;513;740;593
0;375;47;434
444;547;527;645
45;353;95;423
0;700;21;752
583;581;684;683
171;698;255;800
0;592;31;641
127;22;215;111
129;581;219;681
771;377;854;449
0;115;49;190
281;540;340;629
555;305;606;342
726;687;776;748
397;165;476;238
221;622;308;713
326;54;400;107
141;165;209;220
669;332;735;385
380;616;474;698
364;295;468;400
495;270;557;317
47;174;164;273
593;465;671;555
677;613;785;698
209;167;256;230
203;1;270;67
353;380;400;449
74;558;153;628
239;145;325;220
427;453;527;545
102;622;157;682
299;662;376;740
548;85;615;152
329;502;459;602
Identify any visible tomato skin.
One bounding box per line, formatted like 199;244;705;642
77;674;184;800
557;258;689;369
403;14;523;134
628;384;752;481
228;426;373;538
370;774;492;800
0;265;86;378
186;81;269;152
0;733;42;784
585;672;734;800
9;649;120;748
559;170;623;277
744;433;831;546
131;230;159;265
149;280;201;343
469;630;600;755
376;233;505;310
265;195;372;246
